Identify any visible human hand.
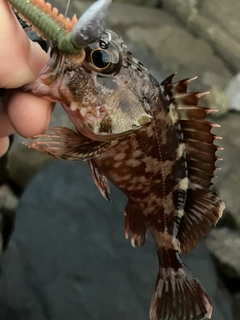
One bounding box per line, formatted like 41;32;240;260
0;1;53;157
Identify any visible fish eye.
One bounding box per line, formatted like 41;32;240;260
91;49;111;70
84;43;121;75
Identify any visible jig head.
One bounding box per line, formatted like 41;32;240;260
59;0;112;53
72;0;112;46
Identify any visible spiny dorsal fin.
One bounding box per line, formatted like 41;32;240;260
161;75;225;254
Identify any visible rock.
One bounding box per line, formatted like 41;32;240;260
7;141;51;191
200;0;240;45
225;72;240;112
204;86;230;117
0;208;16;261
162;0;240;74
126;23;229;88
0;154;9;185
0;161;234;320
233;292;240;320
0;185;18;212
114;0;157;7
0;185;17;267
206;228;240;279
213;113;240;229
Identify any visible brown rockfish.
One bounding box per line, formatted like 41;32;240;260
21;1;225;319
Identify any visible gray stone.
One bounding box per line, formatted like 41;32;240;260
162;0;240;73
114;0;157;7
0;154;9;185
126;24;230;90
205;86;230;117
8;141;51;190
206;228;240;279
0;185;18;212
225;73;240;112
233;292;240;320
213;113;240;229
200;0;240;44
0;161;234;320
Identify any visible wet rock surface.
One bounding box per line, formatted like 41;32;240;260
0;161;234;320
161;0;240;74
233;293;240;320
114;0;158;6
214;113;240;230
206;228;240;279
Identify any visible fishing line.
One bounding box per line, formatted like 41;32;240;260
64;0;72;18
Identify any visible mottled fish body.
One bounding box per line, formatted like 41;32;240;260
19;1;225;319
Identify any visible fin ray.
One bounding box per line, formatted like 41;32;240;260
177;188;224;253
25;126;117;161
124;200;147;247
88;160;111;201
161;75;224;253
150;249;212;320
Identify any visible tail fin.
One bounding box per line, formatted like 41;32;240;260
150;251;212;320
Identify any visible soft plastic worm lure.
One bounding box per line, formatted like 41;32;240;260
8;0;112;54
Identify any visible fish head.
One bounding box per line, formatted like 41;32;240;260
28;30;153;141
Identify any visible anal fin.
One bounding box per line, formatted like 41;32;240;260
177;187;225;254
124;200;147;247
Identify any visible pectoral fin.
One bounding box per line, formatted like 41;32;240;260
80;122;140;142
25;126;118;161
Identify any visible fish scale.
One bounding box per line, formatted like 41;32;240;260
8;0;225;319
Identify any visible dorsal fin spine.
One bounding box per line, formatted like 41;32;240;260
160;74;224;254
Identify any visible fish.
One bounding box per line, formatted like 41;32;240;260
10;0;225;319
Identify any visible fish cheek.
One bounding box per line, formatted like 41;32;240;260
107;94;151;133
96;75;118;91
